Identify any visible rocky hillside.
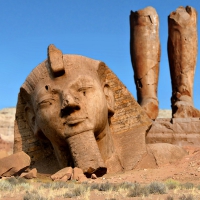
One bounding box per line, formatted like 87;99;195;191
0;107;16;143
158;109;172;118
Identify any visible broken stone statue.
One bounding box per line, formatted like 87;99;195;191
130;6;160;120
168;6;200;118
14;45;186;178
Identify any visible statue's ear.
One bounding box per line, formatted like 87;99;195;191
20;87;39;136
24;104;40;137
103;84;115;117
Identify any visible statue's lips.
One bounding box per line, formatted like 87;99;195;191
64;118;86;125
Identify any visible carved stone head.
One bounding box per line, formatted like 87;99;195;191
19;45;117;175
14;45;151;175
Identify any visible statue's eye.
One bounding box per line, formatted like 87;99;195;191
38;98;55;108
78;86;92;96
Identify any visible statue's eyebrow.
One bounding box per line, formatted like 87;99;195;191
69;77;94;89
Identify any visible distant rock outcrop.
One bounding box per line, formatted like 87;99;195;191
158;110;172;118
0;108;15;143
0;108;15;157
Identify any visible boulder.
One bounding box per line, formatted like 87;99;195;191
0;151;30;177
73;167;87;181
20;168;37;179
147;143;187;166
51;167;73;181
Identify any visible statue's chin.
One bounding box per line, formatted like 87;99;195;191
63;122;94;139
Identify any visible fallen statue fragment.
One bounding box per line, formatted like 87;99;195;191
0;151;34;178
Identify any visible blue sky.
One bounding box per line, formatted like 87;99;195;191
0;0;200;110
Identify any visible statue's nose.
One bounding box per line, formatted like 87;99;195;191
61;93;80;117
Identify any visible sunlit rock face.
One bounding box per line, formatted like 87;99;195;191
130;6;160;120
14;44;152;176
168;6;200;118
0;108;15;143
0;108;15;157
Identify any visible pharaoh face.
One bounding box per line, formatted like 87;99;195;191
30;67;111;142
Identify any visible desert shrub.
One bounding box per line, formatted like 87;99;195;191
166;195;174;200
5;177;19;185
39;181;71;190
149;182;166;194
23;191;48;200
63;185;87;198
73;185;87;196
0;180;14;191
197;184;200;190
179;194;194;200
16;177;28;184
181;182;194;190
90;183;100;190
165;179;180;190
116;182;133;190
62;192;76;198
127;182;149;197
105;199;116;200
51;181;69;190
97;182;113;191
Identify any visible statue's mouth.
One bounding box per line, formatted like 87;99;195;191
64;117;86;125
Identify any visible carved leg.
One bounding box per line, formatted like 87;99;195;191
130;6;160;120
67;130;107;177
168;6;200;118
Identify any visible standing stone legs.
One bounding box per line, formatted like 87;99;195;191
168;6;200;118
130;7;160;120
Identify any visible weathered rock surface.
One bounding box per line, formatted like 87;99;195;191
20;168;37;179
147;118;200;146
147;143;187;166
130;6;160;120
158;109;172;118
14;45;152;175
51;167;87;182
168;6;200;118
0;151;30;177
0;108;15;143
51;167;73;181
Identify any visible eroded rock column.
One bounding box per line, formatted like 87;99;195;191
168;6;200;118
130;6;160;120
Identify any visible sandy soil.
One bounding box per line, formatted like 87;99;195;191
1;145;200;199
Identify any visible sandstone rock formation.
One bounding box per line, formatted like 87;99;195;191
168;6;200;118
147;118;200;146
0;108;15;143
20;168;37;179
157;109;172;118
130;6;160;120
0;151;30;177
14;44;152;176
0;108;15;157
